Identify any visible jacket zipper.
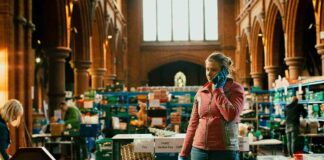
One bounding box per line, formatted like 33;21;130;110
205;92;214;150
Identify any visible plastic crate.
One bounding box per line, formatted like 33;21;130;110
80;124;100;137
303;154;324;160
95;138;113;160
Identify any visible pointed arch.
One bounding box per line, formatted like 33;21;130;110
91;3;106;69
250;18;264;74
264;2;285;67
239;32;251;79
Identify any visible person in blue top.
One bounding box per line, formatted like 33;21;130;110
0;99;24;160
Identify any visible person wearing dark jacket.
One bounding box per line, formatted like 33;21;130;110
285;96;307;157
0;99;24;160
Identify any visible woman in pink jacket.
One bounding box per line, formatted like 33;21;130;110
179;52;244;160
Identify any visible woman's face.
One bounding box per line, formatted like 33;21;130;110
205;60;221;82
11;112;23;127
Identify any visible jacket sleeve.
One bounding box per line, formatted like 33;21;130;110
214;84;244;122
64;108;82;129
299;104;308;118
0;125;9;160
179;94;200;157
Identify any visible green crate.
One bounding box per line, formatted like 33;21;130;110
315;91;324;101
95;138;113;160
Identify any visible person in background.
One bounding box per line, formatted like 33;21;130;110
285;96;307;157
59;101;88;160
0;99;24;160
59;101;82;130
179;52;244;160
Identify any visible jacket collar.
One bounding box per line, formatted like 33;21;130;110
200;78;234;93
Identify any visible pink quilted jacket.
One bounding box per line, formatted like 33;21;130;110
180;79;244;157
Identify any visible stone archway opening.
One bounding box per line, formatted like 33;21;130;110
148;61;206;86
296;0;322;76
257;30;268;89
274;13;287;78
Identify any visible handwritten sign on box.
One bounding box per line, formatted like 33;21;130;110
155;135;185;153
84;100;93;109
134;138;154;153
239;137;249;151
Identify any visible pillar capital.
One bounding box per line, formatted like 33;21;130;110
90;68;107;89
250;72;264;88
89;68;106;76
250;72;264;78
315;43;324;55
264;66;280;74
46;46;70;59
70;60;91;70
285;57;304;80
315;43;324;75
285;57;304;66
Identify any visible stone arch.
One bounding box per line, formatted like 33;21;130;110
264;2;286;67
250;18;267;88
70;1;91;61
147;54;205;74
264;2;287;88
285;0;321;77
116;31;125;81
273;0;286;23
91;3;106;69
239;32;251;87
148;61;206;86
104;19;116;85
69;1;92;96
251;18;264;73
90;3;107;89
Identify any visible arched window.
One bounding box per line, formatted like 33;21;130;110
174;71;186;87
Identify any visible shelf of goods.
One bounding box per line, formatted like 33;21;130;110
241;79;324;154
96;90;196;135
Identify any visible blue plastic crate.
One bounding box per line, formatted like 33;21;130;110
80;124;100;137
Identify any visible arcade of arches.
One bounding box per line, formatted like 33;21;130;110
1;0;324;156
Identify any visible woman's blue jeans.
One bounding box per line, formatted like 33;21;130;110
190;147;239;160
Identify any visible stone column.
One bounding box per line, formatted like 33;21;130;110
250;72;264;88
315;44;324;75
71;60;91;96
264;66;280;89
104;74;117;86
90;68;106;89
285;57;304;80
46;47;70;117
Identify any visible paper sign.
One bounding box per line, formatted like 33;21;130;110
239;137;249;151
134;138;154;153
155;137;184;153
54;109;62;120
149;99;160;107
151;118;163;126
112;117;120;129
84;101;93;109
155;138;175;153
